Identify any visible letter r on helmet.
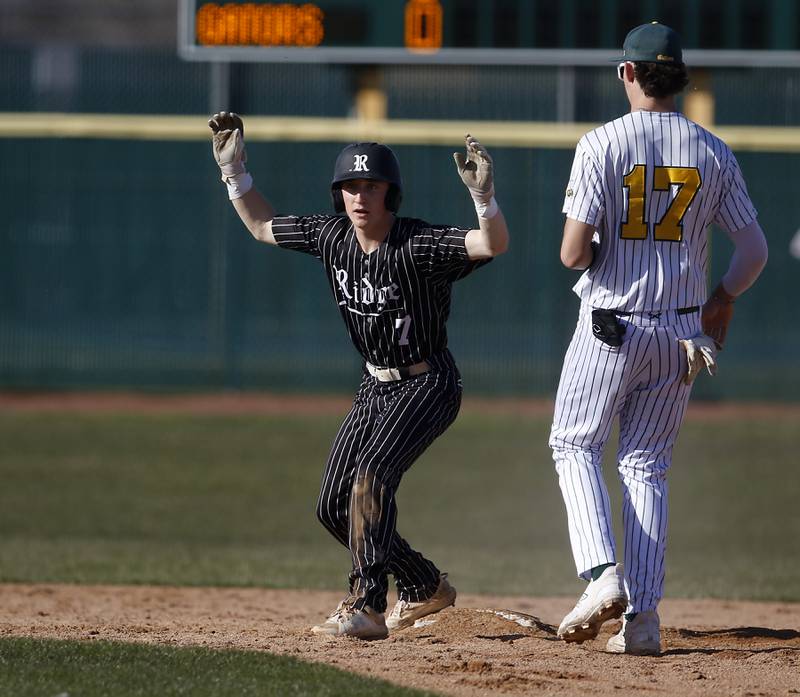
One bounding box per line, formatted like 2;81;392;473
352;154;369;172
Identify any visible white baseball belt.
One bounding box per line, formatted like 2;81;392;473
365;360;430;382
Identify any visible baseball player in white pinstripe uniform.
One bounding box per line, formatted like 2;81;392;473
550;22;768;654
208;112;509;639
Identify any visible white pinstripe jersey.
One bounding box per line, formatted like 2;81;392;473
271;215;488;368
563;111;758;311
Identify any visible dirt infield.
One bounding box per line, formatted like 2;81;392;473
2;584;798;697
2;393;798;695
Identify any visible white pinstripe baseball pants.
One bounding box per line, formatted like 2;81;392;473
549;303;700;613
316;351;462;613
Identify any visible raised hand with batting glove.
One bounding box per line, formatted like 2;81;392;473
453;135;508;259
208;111;251;200
454;134;495;216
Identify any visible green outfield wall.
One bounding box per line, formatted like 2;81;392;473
1;138;797;400
1;48;798;399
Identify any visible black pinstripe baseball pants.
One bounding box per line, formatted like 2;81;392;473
315;351;462;613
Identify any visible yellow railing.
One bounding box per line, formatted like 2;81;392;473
3;112;800;152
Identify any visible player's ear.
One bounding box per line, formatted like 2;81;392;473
624;62;635;82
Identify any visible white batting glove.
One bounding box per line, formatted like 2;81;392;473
678;333;718;386
208;111;252;199
453;134;498;218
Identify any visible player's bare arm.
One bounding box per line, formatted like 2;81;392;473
560;218;596;269
231;189;277;245
472;208;509;258
209;111;277;245
453;135;509;260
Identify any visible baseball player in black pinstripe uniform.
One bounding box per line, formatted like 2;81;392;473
208;112;509;639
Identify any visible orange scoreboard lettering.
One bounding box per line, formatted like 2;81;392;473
196;2;324;47
404;0;443;51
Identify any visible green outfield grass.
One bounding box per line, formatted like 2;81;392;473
0;637;437;697
0;406;797;601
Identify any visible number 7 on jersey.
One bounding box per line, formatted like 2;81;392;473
395;315;412;345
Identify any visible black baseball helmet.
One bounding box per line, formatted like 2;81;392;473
330;142;403;213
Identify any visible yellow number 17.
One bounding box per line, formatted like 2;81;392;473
620;164;701;242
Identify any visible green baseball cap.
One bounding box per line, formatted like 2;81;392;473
615;22;683;65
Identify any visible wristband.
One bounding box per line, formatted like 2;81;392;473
224;171;253;200
474;195;499;219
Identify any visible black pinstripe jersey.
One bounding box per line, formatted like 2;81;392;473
271;215;489;368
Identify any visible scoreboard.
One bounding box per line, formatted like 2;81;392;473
193;1;441;51
177;0;800;64
177;0;617;64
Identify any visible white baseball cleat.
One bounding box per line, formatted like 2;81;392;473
606;610;662;655
558;563;627;643
311;597;388;639
386;574;457;631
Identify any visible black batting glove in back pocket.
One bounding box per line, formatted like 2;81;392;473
591;309;626;347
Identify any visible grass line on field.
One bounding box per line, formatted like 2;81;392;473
0;637;439;697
